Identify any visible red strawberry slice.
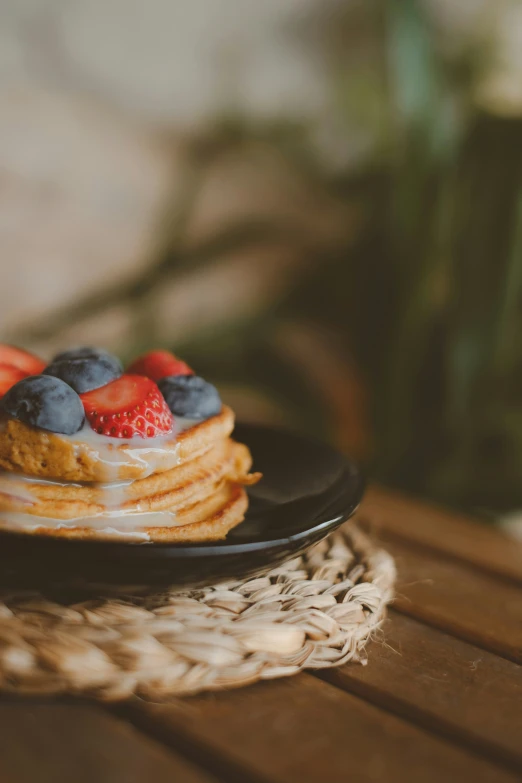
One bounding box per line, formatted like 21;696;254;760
127;350;193;382
0;344;45;375
81;375;173;438
0;363;29;398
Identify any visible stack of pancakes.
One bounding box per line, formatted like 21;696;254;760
0;405;260;541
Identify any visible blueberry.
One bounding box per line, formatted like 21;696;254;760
158;375;222;420
44;348;122;394
1;375;85;435
51;346;118;363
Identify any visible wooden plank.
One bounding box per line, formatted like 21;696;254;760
384;538;522;663
359;486;522;584
128;675;519;783
321;612;522;773
0;704;216;783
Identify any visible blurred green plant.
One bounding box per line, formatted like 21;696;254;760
365;0;522;512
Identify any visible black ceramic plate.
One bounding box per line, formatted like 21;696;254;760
0;424;364;593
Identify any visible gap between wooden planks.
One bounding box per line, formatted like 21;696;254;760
123;674;519;783
375;535;522;664
360;485;522;585
356;487;522;664
0;703;218;783
319;611;522;775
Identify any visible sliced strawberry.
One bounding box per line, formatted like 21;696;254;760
81;374;173;438
0;344;45;375
0;363;29;398
127;350;193;382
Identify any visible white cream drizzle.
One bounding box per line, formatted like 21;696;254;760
0;508;193;541
67;416;198;481
0;415;201;541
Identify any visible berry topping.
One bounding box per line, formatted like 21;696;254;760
0;344;45;375
127;350;193;382
158;375;221;420
44;349;122;394
1;375;85;435
81;375;173;438
0;364;28;398
52;346;120;364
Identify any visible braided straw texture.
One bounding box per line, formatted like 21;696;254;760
0;523;395;701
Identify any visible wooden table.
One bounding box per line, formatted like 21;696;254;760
1;486;522;783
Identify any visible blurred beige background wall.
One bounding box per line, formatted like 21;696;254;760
0;0;330;344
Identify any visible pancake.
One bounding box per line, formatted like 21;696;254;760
0;405;235;482
0;405;261;542
0;484;249;542
0;440;257;519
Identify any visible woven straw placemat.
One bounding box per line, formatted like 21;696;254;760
0;523;395;701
